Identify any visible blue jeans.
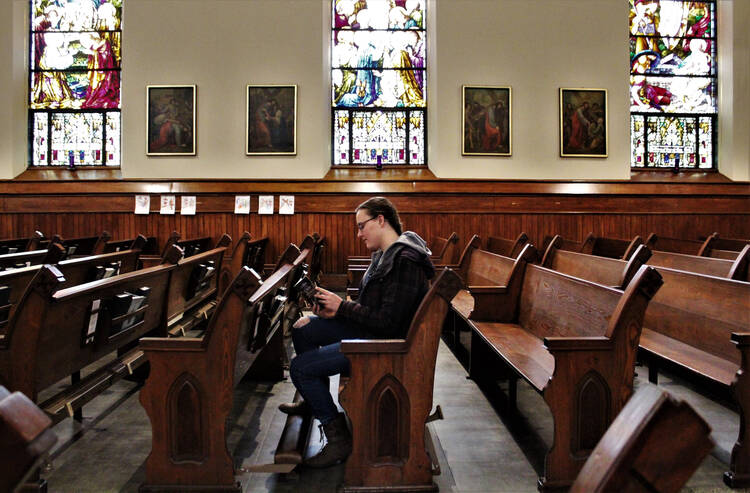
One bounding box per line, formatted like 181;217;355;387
289;316;367;425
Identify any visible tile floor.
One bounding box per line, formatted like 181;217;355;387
40;339;746;492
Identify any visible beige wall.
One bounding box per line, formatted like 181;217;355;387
0;0;747;180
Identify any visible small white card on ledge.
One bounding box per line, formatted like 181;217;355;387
258;195;274;215
279;195;295;215
160;195;176;215
235;195;251;214
181;196;196;215
134;195;150;215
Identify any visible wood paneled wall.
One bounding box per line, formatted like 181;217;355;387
1;178;749;277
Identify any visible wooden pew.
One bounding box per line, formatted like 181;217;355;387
571;385;713;493
51;231;111;257
0;244;65;271
218;232;269;295
0;385;58;493
143;231;230;269
338;268;462;492
486;232;529;258
104;235;159;255
711;235;750;252
459;259;662;490
0;247;181;425
635;266;750;488
0;231;45;254
164;236;231;336
542;232;644;260
647;244;750;282
0;244;146;343
139;244;306;492
541;235;652;289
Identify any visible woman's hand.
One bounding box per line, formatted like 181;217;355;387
313;287;342;319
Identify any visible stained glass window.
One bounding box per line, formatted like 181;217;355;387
629;0;716;170
332;0;426;166
29;0;122;167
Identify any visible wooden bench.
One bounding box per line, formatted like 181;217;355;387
218;232;269;295
163;237;231;336
0;385;58;493
710;235;750;252
486;232;529;258
647;244;750;282
571;385;713;493
541;235;652;289
635;266;750;487
0;247;182;425
542;232;644;260
337;268;462;492
138;243;307;492
0;243;146;343
0;244;65;271
0;231;45;254
51;231;111;257
104;235;159;255
459;260;662;490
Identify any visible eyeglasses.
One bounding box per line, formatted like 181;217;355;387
356;217;377;231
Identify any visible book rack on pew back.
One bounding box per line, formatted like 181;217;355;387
0;245;182;426
164;235;231;337
138;241;312;492
0;241;146;345
450;242;663;491
541;233;644;261
0;231;45;254
0;243;66;272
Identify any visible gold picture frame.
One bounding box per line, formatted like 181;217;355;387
246;84;297;156
146;85;197;156
462;85;512;156
559;88;608;158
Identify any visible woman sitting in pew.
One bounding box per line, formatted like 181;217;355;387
280;196;435;467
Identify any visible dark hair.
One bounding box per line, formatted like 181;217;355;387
356;196;403;236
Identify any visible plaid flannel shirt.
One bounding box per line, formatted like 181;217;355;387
335;247;433;339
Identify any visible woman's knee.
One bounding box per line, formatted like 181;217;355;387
293;315;311;330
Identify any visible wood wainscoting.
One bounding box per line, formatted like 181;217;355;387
1;176;748;283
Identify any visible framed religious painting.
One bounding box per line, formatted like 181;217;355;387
246;85;297;155
146;85;197;156
559;88;608;158
462;86;512;156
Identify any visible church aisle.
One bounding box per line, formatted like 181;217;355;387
40;341;740;492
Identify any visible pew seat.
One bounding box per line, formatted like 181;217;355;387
634;266;750;487
456;257;663;490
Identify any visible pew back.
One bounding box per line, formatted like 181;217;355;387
644;267;750;367
518;265;622;340
486;233;529;258
648;246;750;282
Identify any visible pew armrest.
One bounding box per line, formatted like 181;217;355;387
467;285;507;295
732;333;750;347
544;336;612;352
341;339;408;354
139;337;204;352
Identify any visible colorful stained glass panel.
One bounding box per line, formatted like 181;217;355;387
351;111;408;165
629;1;714;39
334;69;425;108
49;113;105;166
645;115;698;168
698;116;712;169
333;110;350;165
332;30;425;69
408;110;425;165
31;70;121;110
32;0;122;32
106;112;121;166
32;32;122;70
630;75;715;113
630;37;714;76
333;0;425;30
32;113;48;166
630;115;645;167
